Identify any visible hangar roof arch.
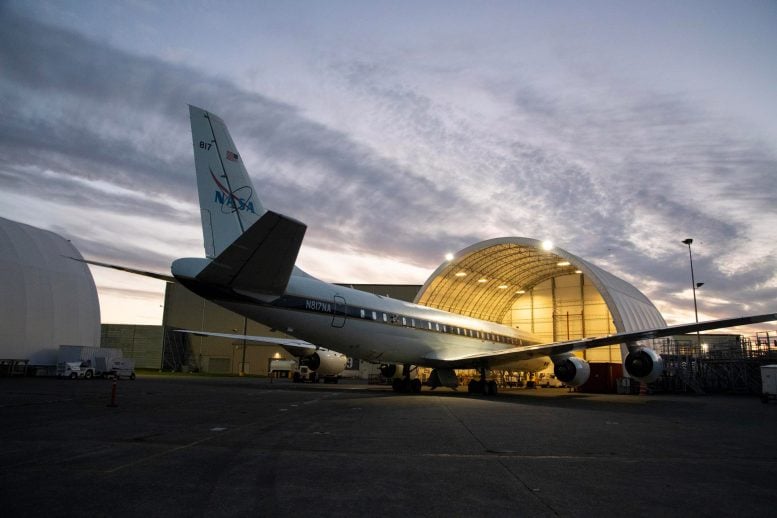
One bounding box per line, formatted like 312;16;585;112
0;217;101;365
414;237;666;334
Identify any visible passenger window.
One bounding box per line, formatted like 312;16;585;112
382;313;388;322
402;317;407;326
427;322;432;330
360;309;366;319
372;311;377;320
435;323;440;332
411;319;416;327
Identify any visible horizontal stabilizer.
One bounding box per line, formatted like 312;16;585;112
68;257;174;282
174;329;318;358
195;210;306;295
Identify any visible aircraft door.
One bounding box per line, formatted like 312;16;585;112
332;295;347;328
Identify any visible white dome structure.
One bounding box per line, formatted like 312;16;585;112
0;217;100;365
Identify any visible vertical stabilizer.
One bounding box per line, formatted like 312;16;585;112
189;105;265;258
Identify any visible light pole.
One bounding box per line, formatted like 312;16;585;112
682;238;702;350
240;316;247;376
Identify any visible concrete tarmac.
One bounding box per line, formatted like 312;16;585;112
1;375;776;517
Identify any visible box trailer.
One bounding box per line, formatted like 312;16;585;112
761;365;777;403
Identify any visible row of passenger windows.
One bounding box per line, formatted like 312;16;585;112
357;308;520;345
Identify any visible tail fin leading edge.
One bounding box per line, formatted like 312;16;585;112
189;105;265;258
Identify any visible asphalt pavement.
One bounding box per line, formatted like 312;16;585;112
1;375;775;517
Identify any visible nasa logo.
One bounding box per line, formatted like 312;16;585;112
210;169;256;214
214;190;256;214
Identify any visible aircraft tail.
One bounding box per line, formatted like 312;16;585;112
189;105;265;258
181;106;307;296
194;210;307;296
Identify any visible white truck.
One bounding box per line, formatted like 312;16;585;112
56;346;135;380
108;358;136;380
56;358;106;379
292;364;341;384
269;359;297;378
57;361;88;379
537;373;566;388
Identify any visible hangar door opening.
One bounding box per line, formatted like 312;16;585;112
503;273;621;363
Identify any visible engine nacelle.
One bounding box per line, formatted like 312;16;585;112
624;347;664;383
553;356;591;387
379;364;404;378
301;350;347;377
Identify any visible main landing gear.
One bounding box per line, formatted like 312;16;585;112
391;364;422;393
467;367;498;396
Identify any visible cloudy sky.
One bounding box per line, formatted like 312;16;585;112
1;1;776;333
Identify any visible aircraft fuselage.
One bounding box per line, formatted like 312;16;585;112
176;271;549;372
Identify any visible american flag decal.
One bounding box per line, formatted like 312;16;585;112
226;150;239;162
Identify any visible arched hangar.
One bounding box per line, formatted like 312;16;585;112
415;237;665;367
0;217;101;369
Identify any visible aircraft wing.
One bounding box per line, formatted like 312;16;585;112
175;329;316;357
428;312;777;368
68;257;175;282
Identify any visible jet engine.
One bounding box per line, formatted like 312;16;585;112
301;350;347;377
379;364;404;378
624;347;663;383
553;356;591;387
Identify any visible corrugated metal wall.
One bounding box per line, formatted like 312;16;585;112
100;324;163;369
507;273;620;362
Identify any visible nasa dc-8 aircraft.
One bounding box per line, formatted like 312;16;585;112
162;105;775;393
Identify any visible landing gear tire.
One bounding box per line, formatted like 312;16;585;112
392;377;421;393
468;379;497;395
487;380;498;396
